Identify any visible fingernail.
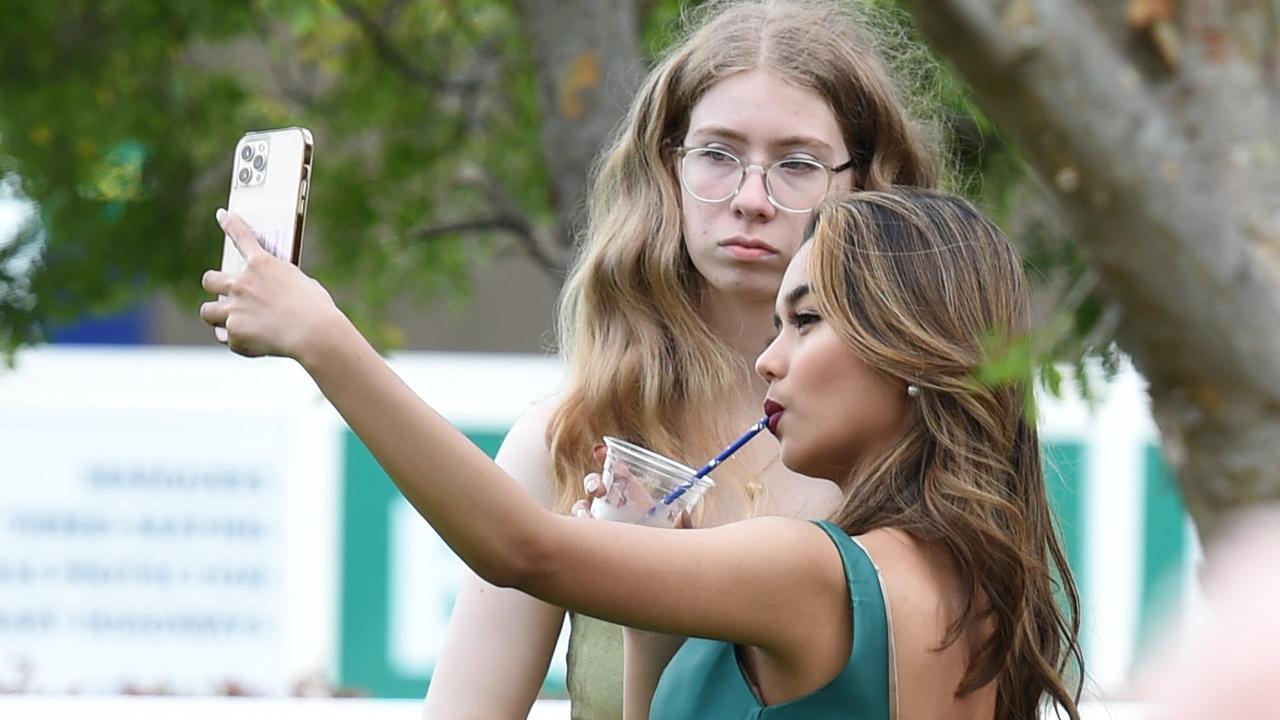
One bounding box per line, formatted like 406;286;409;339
216;208;227;225
585;476;600;493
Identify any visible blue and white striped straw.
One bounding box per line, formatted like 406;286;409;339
647;416;771;517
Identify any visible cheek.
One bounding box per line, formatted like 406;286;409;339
680;202;720;258
679;194;704;236
842;372;909;445
776;213;813;252
811;346;907;463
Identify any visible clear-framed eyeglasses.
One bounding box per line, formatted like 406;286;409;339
675;145;855;214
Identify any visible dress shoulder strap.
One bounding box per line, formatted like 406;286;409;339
811;519;894;720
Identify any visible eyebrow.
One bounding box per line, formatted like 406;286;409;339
772;283;812;330
687;126;834;154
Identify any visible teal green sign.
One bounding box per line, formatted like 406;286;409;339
339;427;566;699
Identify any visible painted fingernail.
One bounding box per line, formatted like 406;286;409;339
216;208;227;225
585;476;600;493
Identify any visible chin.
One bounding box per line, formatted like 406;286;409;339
713;274;783;302
781;442;852;483
779;444;825;481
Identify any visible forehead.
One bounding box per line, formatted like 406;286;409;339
777;243;813;306
687;68;844;151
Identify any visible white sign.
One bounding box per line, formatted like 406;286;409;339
0;347;565;696
0;409;295;692
0;348;343;694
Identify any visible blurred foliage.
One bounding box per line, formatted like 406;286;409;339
0;0;551;355
0;0;1112;391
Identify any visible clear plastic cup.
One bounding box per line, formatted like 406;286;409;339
589;436;716;527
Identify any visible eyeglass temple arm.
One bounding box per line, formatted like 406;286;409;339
831;157;857;173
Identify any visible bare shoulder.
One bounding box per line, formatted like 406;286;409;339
854;528;989;716
853;528;960;628
493;392;564;509
739;515;844;555
706;516;848;596
712;516;852;632
738;517;851;612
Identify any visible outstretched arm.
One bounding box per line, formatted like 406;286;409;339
200;211;847;660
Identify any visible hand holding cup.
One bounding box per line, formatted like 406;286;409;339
581;437;712;527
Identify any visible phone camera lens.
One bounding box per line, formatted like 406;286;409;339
252;155;266;171
240;145;254;161
238;168;252;184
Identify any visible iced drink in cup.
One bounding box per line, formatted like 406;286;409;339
589;436;716;527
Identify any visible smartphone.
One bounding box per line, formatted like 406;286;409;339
216;126;314;341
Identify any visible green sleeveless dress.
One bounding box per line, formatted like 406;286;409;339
648;520;893;719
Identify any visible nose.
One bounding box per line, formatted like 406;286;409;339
755;332;786;382
730;165;776;222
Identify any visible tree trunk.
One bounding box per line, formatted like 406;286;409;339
513;0;646;250
902;0;1280;542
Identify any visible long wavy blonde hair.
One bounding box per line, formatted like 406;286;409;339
547;0;941;511
808;189;1083;719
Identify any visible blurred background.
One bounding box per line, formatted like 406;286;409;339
5;0;1276;717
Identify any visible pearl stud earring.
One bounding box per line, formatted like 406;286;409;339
907;384;920;398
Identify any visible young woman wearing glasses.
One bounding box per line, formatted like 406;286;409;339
421;2;938;718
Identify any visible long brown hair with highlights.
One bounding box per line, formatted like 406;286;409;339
547;0;941;512
807;190;1083;720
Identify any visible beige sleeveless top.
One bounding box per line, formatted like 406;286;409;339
565;612;623;720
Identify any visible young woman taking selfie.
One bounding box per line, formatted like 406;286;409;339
200;186;1083;718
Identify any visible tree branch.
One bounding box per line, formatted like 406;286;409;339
411;217;527;238
333;0;474;93
904;0;1280;539
457;163;564;278
410;214;563;280
409;162;564;280
905;0;1276;390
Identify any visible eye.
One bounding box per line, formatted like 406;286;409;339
701;147;738;164
789;311;821;331
776;158;822;176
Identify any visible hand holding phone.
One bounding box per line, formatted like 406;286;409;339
216;127;314;341
204;207;340;359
